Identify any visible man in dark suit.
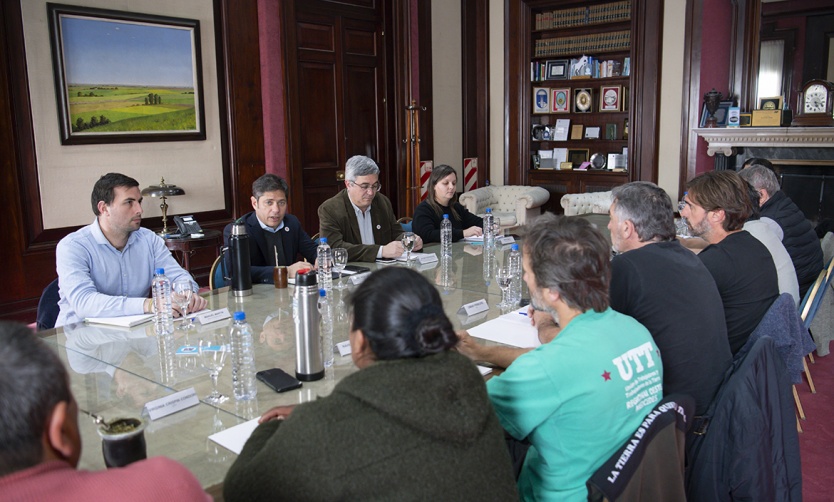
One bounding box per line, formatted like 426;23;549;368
318;155;422;262
224;174;317;284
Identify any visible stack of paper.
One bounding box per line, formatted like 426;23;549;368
85;313;154;328
467;307;542;348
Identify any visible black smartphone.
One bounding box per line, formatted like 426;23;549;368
343;265;371;274
256;368;302;393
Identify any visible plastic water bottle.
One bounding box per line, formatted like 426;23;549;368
230;311;258;401
483;208;495;249
318;289;334;368
483;245;495;287
151;268;173;335
441;214;453;257
508;244;522;306
317;237;333;292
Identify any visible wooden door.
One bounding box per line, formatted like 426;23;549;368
283;0;390;232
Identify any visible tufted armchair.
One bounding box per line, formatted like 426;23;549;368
560;191;613;216
459;185;550;228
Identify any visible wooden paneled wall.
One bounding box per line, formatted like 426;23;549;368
0;0;265;323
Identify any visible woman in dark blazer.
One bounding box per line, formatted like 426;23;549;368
412;164;483;243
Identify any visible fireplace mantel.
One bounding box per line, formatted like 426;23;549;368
693;127;834;156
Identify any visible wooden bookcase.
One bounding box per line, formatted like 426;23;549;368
505;0;663;214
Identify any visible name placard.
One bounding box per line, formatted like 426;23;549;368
144;387;200;420
457;299;489;316
414;253;438;264
193;308;230;326
336;340;352;356
350;273;370;286
498;236;516;246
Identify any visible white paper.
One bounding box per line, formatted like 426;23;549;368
85;313;154;328
208;418;260;455
463;235;484;242
553;119;570;141
144;388;200;420
468;307;542;348
477;365;493;376
553;147;568;166
395;252;438;264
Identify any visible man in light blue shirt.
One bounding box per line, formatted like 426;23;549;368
55;173;205;327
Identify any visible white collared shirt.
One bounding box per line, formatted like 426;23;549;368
349;200;383;258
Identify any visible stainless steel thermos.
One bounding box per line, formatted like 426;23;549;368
294;269;324;381
229;222;253;297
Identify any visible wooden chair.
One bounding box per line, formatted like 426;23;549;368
209;249;228;290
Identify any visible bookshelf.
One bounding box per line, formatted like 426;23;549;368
505;0;663;214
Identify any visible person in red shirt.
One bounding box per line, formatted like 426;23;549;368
0;321;210;502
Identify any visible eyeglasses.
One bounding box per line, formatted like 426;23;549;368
348;181;382;193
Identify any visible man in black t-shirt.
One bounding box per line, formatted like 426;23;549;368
680;171;779;354
608;182;731;415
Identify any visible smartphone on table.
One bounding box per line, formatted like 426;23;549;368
256;368;302;393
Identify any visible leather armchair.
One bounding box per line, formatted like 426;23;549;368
459;185;550;228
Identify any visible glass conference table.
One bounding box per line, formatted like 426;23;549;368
38;239;538;498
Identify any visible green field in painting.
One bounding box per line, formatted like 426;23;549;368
68;85;197;132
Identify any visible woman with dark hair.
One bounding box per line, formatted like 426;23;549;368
223;268;518;501
412;164;483;243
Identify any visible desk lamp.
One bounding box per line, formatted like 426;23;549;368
141;177;185;235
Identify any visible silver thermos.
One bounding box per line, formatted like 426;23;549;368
294;269;324;381
229;221;253;297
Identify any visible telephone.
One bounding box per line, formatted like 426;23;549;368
173;215;203;236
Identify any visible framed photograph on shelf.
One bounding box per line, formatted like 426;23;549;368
545;59;569;80
757;96;783;111
533;87;550;114
574;88;592;113
739;113;753;127
584;126;601;139
567;148;590;166
698;101;733;127
550;88;570;113
600;85;622;111
570;124;584;140
47;4;206;145
605;123;618;140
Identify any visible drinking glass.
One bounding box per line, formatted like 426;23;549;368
493;217;503;238
333;248;348;289
198;332;228;404
401;232;416;262
172;278;194;330
495;265;512;307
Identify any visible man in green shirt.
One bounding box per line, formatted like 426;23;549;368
458;214;663;501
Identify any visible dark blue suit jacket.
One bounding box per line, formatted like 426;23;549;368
223;212;318;284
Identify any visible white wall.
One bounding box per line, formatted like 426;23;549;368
430;0;463;182
657;0;686;201
21;0;225;229
488;0;505;185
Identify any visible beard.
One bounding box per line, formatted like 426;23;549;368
530;289;560;325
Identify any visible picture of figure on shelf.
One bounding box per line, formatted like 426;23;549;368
533;87;550;114
600;85;621;112
574;88;592;113
605;123;618;140
570;55;592;79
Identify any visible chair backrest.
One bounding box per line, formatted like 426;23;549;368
587;394;694;502
36;278;61;331
397;216;413;233
209;248;228;290
800;257;834;327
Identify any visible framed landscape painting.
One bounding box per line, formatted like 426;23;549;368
48;4;206;145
